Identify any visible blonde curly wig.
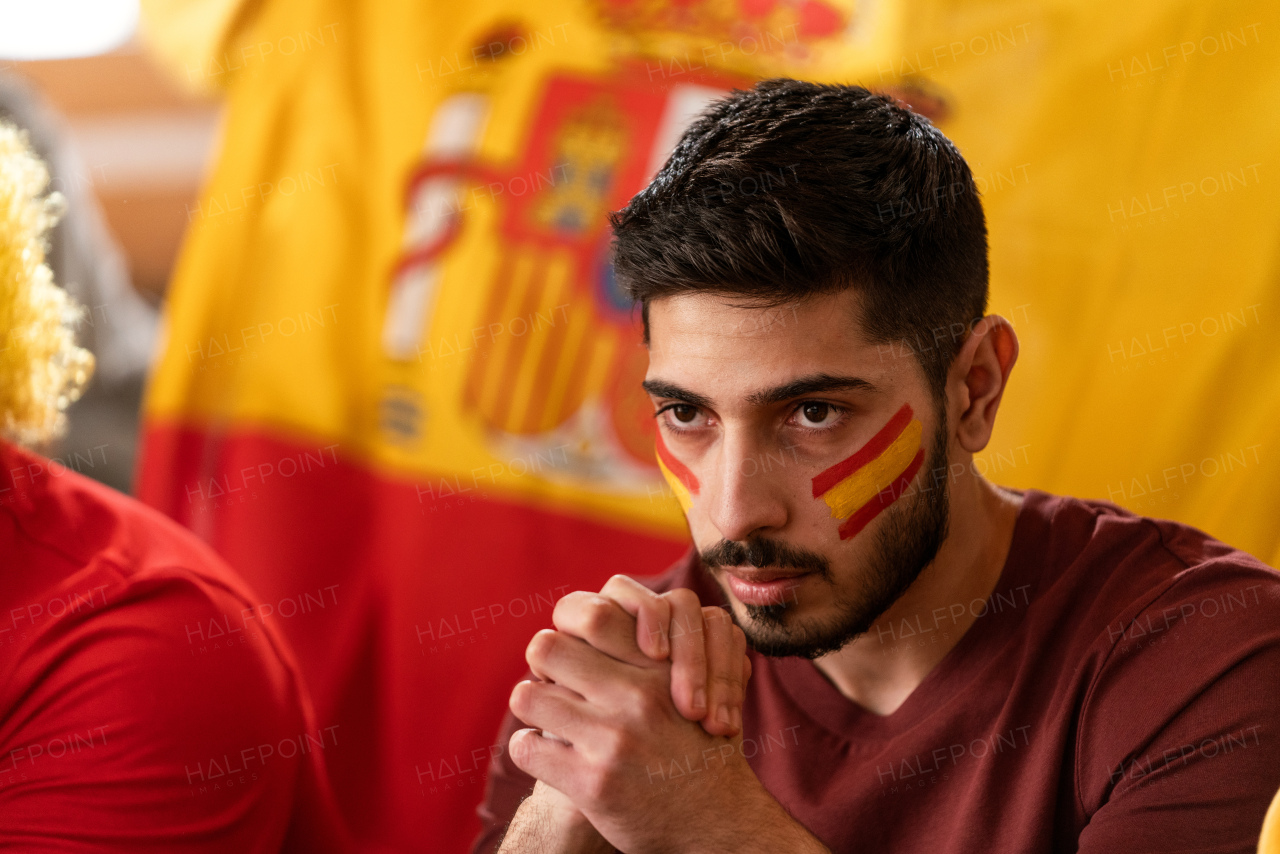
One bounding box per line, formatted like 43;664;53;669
0;122;93;445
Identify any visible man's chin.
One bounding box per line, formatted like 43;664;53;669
729;598;870;660
738;621;861;660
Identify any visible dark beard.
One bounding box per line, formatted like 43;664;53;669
700;415;951;659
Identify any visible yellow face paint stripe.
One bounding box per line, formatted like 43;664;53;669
656;454;694;512
821;418;923;519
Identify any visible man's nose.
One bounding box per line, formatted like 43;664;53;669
705;435;790;542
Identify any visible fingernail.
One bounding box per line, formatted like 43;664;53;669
694;688;707;712
659;628;670;657
732;707;742;731
716;705;732;726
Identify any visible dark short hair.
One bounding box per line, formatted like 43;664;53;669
610;78;988;401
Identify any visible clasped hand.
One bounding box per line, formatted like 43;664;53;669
505;575;756;852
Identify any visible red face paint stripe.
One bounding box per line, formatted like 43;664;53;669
654;430;700;494
811;403;915;498
836;448;925;540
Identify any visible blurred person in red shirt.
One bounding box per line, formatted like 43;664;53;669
0;122;349;852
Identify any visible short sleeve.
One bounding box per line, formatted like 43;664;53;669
1075;561;1280;853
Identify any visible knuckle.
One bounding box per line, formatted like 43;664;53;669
604;573;634;592
667;612;705;647
547;702;584;736
583;596;615;635
508;729;536;769
681;629;708;662
509;681;534;718
597;725;634;766
655;596;672;621
554;589;588;611
551;590;591;625
525;629;559;667
616;680;650;713
665;587;700;611
618;673;667;721
703;605;731;628
709;670;740;694
580;764;612;806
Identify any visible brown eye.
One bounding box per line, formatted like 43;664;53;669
672;404;698;423
800;402;832;425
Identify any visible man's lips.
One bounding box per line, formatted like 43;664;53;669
718;567;811;607
720;566;807;583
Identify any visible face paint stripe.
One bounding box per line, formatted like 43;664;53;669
820;418;923;519
811;403;914;498
654;429;698;513
654;430;700;494
837;448;925;540
656;454;695;512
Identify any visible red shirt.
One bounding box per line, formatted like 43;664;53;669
475;489;1280;852
0;442;349;852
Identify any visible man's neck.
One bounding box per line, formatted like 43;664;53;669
812;476;1023;716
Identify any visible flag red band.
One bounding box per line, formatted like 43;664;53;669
812;403;915;498
836;448;925;540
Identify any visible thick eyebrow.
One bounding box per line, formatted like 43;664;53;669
642;373;875;410
641;380;714;409
745;373;877;406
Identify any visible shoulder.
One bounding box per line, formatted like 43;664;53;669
1022;492;1280;821
0;442;303;728
1020;489;1280;706
0;442;296;692
1017;488;1277;629
0;443;322;849
0;441;254;599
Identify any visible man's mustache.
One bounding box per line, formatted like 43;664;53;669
700;538;831;576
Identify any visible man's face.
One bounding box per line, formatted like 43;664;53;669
645;290;951;659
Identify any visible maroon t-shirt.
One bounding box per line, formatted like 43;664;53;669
474;489;1280;853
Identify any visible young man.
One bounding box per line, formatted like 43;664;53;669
0;124;349;850
474;80;1280;853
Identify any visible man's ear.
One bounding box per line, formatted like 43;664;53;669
947;315;1019;454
